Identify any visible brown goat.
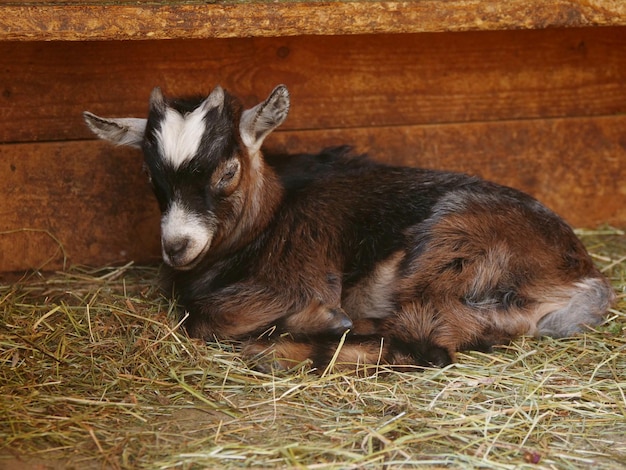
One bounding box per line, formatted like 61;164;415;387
84;85;614;371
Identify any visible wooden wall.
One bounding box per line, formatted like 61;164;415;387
1;26;625;271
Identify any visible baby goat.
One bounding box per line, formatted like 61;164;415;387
84;85;614;371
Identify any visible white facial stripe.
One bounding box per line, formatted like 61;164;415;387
161;201;215;269
156;106;208;169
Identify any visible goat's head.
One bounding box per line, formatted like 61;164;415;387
84;85;290;270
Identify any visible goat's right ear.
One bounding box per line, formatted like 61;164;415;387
83;111;146;149
240;85;290;155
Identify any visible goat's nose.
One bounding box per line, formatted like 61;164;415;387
163;237;189;261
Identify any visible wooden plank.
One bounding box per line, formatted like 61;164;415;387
0;0;625;41
0;142;161;272
2;114;624;272
270;116;626;230
1;28;625;143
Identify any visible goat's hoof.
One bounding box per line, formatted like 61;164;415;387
328;308;353;334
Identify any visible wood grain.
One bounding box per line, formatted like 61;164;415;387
1;28;625;143
0;1;625;41
0;142;161;272
2;115;624;271
269;116;626;229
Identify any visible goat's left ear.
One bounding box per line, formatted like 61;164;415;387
83;111;147;149
240;85;290;154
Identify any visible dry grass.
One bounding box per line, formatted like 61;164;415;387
1;230;625;469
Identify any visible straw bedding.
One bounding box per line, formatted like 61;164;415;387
1;229;625;469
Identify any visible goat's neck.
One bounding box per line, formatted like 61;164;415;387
245;158;283;237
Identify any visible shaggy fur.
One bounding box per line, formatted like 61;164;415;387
84;85;615;371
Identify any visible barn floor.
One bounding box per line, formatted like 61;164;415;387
1;228;625;469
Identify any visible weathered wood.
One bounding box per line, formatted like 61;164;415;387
2;114;624;271
0;1;625;41
1;28;625;144
1;10;624;272
270;117;626;230
0;142;161;272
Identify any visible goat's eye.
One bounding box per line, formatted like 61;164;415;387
212;158;241;195
221;167;237;183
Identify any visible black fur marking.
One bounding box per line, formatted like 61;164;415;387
389;337;453;368
462;286;529;311
309;340;337;371
440;257;466;274
142;92;243;215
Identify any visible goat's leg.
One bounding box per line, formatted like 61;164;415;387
184;283;351;340
282;302;353;335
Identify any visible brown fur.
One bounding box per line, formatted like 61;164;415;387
244;188;614;372
84;85;615;373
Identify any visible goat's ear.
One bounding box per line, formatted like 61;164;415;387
149;87;167;115
240;85;290;154
201;85;225;114
83;111;146;148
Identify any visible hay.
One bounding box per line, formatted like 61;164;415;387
1;230;625;469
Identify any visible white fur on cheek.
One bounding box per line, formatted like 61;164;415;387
161;201;215;269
